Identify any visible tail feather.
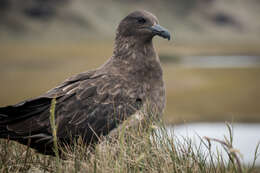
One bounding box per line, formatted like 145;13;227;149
0;97;52;139
0;97;51;124
0;97;55;154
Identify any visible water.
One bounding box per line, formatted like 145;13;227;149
165;123;260;165
178;56;260;68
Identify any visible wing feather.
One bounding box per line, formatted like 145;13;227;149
0;71;144;154
54;74;143;141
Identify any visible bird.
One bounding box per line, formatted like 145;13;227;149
0;10;170;155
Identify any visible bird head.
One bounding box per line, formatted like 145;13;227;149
116;10;171;42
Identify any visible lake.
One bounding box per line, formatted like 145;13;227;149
165;123;260;165
177;55;260;68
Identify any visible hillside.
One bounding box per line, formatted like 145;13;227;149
0;0;260;43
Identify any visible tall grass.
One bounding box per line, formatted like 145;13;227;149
0;103;259;172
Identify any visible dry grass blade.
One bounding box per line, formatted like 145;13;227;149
203;123;243;173
49;97;61;173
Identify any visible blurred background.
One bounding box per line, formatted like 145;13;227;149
0;0;260;124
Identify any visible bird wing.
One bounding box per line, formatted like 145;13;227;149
0;71;143;146
52;73;144;142
0;70;95;126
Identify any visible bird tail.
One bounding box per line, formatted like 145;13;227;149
0;97;51;139
0;105;19;138
0;110;9;138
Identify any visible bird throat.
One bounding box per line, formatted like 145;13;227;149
111;35;162;81
113;35;157;61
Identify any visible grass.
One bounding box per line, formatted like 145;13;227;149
0;104;259;172
164;67;260;124
50;98;61;173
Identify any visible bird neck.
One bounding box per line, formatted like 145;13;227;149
113;35;158;62
109;35;162;80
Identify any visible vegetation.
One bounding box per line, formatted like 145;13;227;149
0;103;259;173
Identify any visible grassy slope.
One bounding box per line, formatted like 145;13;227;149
1;0;260;44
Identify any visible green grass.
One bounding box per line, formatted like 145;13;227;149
0;106;259;173
164;67;260;124
49;98;61;173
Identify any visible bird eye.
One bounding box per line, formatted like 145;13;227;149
137;17;146;24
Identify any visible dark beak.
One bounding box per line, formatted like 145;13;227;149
150;24;171;40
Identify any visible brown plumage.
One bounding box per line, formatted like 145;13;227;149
0;10;170;155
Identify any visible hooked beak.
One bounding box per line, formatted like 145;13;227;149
149;24;171;40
